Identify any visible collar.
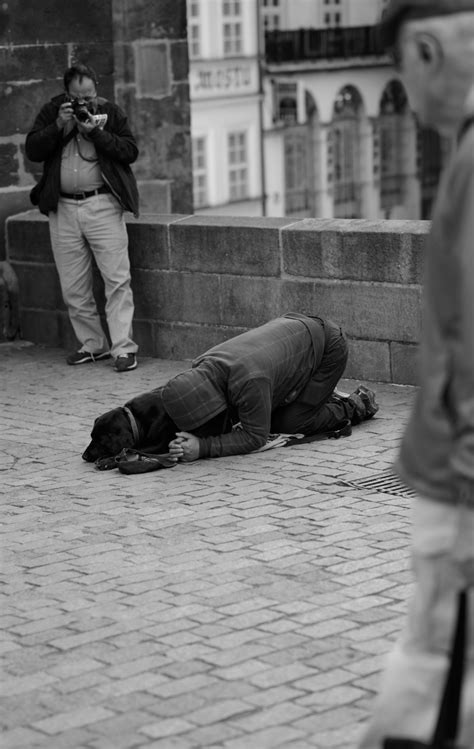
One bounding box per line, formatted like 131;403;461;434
122;406;140;445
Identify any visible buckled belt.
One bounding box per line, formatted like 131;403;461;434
60;185;110;200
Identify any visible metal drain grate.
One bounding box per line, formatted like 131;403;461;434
339;471;418;498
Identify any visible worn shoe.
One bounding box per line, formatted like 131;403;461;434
66;350;111;365
356;386;379;419
349;385;379;422
115;448;176;474
114;353;137;372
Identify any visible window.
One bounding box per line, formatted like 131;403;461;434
323;0;344;26
284;133;311;215
193;137;208;208
228;132;248;200
223;0;242;55
263;13;280;30
379;80;408;215
274;82;298;125
332;86;363;218
223;0;240;12
187;0;201;58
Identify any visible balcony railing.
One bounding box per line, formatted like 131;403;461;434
265;26;386;65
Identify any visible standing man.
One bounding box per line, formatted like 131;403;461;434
26;63;139;372
359;1;474;746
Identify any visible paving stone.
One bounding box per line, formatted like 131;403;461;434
0;345;418;748
32;706;115;734
139;717;195;739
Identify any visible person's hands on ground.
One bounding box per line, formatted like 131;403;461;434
168;432;200;462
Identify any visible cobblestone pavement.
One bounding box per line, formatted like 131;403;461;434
1;342;417;749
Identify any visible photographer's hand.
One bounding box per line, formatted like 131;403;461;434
75;112;98;135
56;101;74;130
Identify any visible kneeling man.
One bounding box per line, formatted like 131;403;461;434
83;312;378;464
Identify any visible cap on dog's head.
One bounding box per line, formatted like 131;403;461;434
82;407;135;462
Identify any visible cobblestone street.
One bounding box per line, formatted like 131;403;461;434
1;341;417;749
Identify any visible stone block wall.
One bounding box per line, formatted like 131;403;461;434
0;0;191;259
6;212;428;384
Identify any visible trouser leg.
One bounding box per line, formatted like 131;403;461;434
358;497;474;748
49;200;108;353
80;194;137;358
271;325;353;434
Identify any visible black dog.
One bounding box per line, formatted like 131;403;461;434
82;388;177;462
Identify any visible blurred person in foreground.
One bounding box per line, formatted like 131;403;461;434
26;63;139;373
358;1;474;747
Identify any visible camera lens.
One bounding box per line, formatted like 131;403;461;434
71;98;91;122
76;108;90;122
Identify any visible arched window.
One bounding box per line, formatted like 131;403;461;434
283;90;318;217
331;85;363;218
284;133;309;214
379;80;409;216
274;81;298;126
279;96;297;125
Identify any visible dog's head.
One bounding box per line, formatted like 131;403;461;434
82;407;135;462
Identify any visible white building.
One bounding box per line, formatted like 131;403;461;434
188;0;446;220
261;0;388;31
187;0;264;216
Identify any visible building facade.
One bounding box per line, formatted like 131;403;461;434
187;0;264;216
189;0;447;220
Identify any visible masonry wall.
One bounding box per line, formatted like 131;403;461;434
6;212;428;384
0;0;191;260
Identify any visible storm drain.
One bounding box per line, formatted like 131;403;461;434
339;471;418;498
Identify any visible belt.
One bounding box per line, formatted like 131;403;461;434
60;185;110;200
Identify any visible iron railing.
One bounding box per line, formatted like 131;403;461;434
265;26;386;64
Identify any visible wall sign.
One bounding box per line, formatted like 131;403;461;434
190;59;259;100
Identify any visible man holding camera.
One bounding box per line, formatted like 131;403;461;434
26;63;139;372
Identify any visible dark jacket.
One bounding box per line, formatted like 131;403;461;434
397;117;474;508
162;313;337;457
25;94;139;217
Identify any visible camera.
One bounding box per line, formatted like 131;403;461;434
70;98;93;122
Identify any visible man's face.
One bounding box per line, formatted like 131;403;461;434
67;75;97;110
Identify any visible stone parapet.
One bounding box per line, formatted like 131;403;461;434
6;211;429;384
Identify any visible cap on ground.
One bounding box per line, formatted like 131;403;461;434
380;0;474;48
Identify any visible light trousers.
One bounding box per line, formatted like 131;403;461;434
49;193;137;358
358;495;474;748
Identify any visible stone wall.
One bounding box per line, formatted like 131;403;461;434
0;0;191;259
6;212;428;384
